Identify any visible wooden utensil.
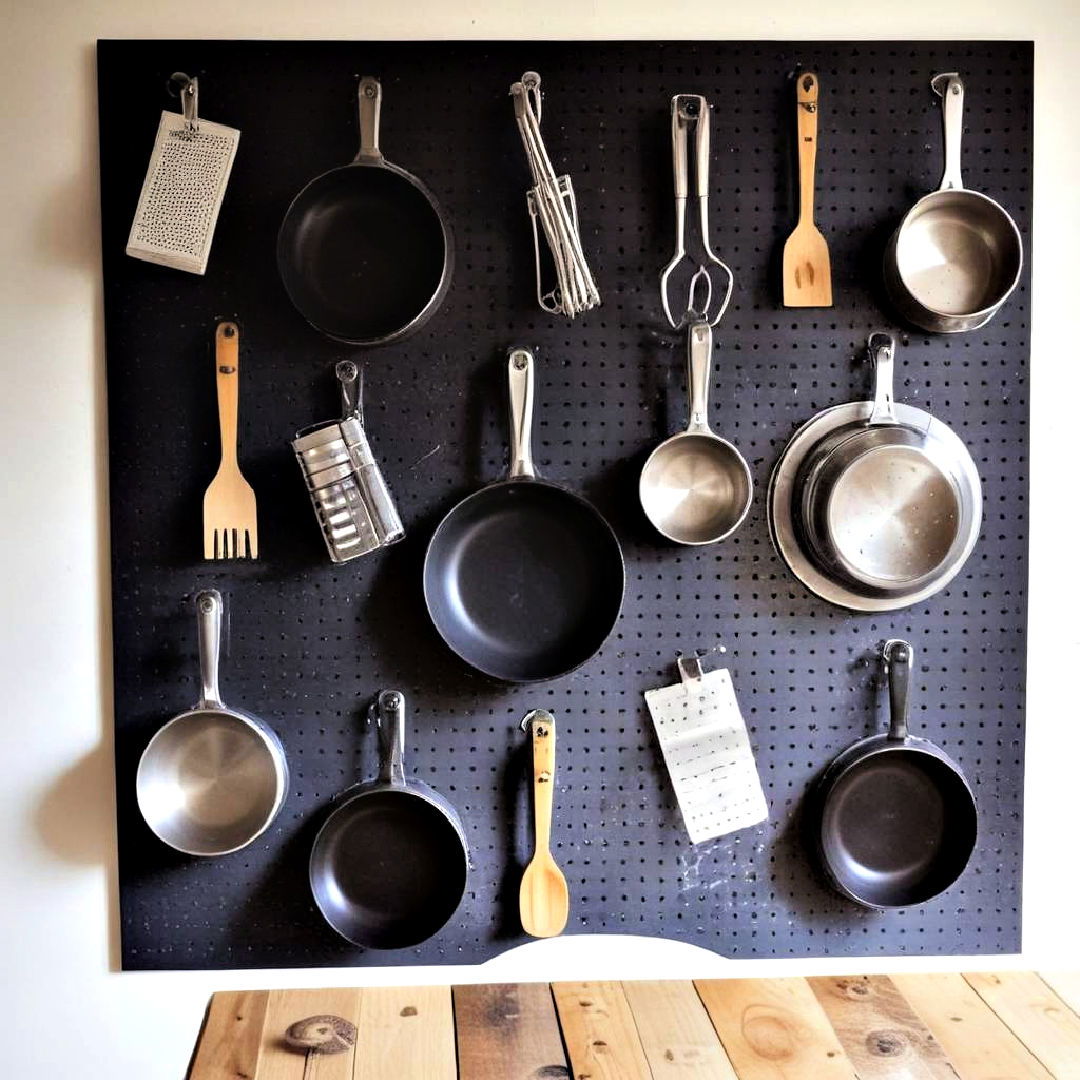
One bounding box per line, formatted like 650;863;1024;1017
203;321;258;558
782;72;833;307
519;709;569;938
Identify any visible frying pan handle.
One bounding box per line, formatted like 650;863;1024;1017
374;689;407;786
507;347;537;479
195;590;224;709
866;332;898;426
932;73;964;192
883;639;913;742
686;321;714;434
356;76;383;163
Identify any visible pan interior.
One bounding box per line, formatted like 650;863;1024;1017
137;711;283;855
821;750;976;907
425;482;623;681
279;165;447;342
825;444;962;585
310;790;467;949
897;191;1022;316
640;433;752;544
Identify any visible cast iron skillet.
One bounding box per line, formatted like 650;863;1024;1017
309;690;468;949
815;639;977;908
423;347;625;683
278;77;452;346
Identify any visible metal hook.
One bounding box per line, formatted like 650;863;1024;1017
335;360;363;424
520;708;554;733
930;72;961;98
175;74;199;132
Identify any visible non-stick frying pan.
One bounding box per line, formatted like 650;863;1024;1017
815;640;977;908
278;77;452;345
309;690;468;949
424;347;625;683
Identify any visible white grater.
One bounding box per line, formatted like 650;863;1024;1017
126;76;239;275
644;655;768;844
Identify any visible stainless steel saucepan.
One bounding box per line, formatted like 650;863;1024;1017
136;590;288;856
884;73;1022;334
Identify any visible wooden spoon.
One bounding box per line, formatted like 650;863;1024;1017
519;709;569;938
782;72;833;307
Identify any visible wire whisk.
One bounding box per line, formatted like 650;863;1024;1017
510;72;601;320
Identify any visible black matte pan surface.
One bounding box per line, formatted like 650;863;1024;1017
424;479;624;682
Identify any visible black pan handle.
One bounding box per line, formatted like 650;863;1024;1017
356;76;383;163
374;689;406;786
883;639;913;742
507;347;537;479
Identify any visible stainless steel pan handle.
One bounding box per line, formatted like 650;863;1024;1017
195;589;224;709
866;332;898;426
357;76;383;163
374;689;407;787
507;347;537;479
932;72;965;192
686;321;715;435
883;639;913;742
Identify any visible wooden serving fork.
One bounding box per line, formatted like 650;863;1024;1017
202;321;258;558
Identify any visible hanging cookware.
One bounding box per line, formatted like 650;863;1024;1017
423;347;624;683
309;690;468;949
768;332;982;611
814;640;977;908
136;590;288;856
278;77;453;345
884;72;1022;334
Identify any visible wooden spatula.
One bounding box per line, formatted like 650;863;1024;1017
783;72;833;307
202;321;258;558
519;710;569;938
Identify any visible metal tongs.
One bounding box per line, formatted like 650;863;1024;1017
510;72;601;320
660;94;734;329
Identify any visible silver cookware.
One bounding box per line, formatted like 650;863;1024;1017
136;590;288;856
884;73;1022;334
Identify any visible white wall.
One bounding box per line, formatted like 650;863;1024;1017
1;1;1077;1077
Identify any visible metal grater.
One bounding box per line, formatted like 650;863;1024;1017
644;655;768;844
292;362;404;563
126;75;239;275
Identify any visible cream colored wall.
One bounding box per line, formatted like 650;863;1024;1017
1;1;1077;1076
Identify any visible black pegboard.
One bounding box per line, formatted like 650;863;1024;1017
98;40;1031;970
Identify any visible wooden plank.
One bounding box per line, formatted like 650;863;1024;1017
695;977;856;1079
622;979;738;1078
454;982;568;1080
551;981;651;1080
1038;973;1080;1020
188;990;269;1080
893;973;1054;1080
810;975;959;1080
964;972;1080;1080
354;986;455;1080
257;988;363;1080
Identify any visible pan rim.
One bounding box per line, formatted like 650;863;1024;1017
422;476;626;683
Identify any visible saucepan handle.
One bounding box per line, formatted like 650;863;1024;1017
357;76;383;163
883;639;913;742
932;72;965;193
507;347;537;479
686;321;715;435
867;332;898;426
195;590;224;709
374;689;407;786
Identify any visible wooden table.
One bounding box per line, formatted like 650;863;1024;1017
188;972;1080;1079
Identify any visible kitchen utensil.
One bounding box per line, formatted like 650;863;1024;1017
292;360;404;562
643;654;768;844
278;76;453;345
423;347;624;683
782;72;833;307
284;1015;357;1080
814;640;977;907
884;73;1022;333
518;710;569;938
768;332;981;610
126;73;239;275
510;71;600;319
309;690;468;949
639;321;752;544
136;590;287;856
660;94;733;329
203;321;258;559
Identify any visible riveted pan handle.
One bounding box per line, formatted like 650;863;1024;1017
357;76;383;163
374;689;407;786
932;72;965;193
883;639;913;742
867;332;898;426
195;589;224;709
507;347;537;479
686;321;715;435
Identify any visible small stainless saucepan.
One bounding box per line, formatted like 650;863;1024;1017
136;590;288;856
884;73;1022;334
795;332;981;596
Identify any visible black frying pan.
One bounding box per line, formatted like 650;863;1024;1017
309;690;468;949
423;348;625;683
815;640;977;908
278;77;452;346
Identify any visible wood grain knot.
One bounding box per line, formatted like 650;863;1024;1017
400;1006;418;1017
742;1009;796;1061
866;1029;908;1058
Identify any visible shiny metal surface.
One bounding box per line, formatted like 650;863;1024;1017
885;73;1022;333
640;322;752;545
136;591;287;856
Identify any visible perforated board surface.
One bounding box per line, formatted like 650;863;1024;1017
98;40;1031;970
